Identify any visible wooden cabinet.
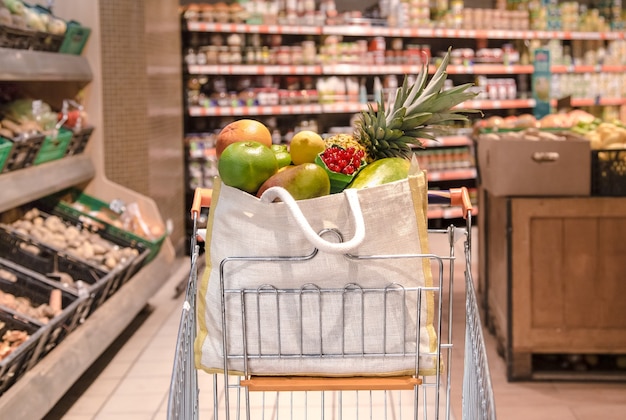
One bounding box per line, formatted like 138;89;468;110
479;190;626;380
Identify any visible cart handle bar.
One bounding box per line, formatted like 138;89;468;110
427;187;473;219
191;186;473;220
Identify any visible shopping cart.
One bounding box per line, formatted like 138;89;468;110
168;186;496;420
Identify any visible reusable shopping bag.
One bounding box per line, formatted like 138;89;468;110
195;166;438;377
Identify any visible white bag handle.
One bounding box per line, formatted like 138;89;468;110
259;187;366;254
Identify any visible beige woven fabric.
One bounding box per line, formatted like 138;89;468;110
196;170;437;377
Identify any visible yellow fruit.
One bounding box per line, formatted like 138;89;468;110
218;141;278;194
216;119;273;159
289;130;326;165
256;163;330;200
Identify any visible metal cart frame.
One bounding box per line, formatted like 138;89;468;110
168;187;496;420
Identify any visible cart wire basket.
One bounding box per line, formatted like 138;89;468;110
168;186;496;420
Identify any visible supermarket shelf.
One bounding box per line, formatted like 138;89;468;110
460;98;535;110
186;22;626;41
320;26;626;41
427;167;477;182
0;155;95;213
0;248;184;420
0;47;93;83
552;64;626;74
185;21;321;35
185;63;626;77
323;63;534;75
424;135;472;147
187;64;322;75
189;95;626;117
188;104;324;116
570;97;626;107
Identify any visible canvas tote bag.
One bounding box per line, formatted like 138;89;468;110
195;167;437;377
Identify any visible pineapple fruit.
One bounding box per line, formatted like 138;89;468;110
327;48;479;162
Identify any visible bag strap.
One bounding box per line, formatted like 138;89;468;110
259;187;366;254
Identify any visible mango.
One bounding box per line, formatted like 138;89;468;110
256;163;331;200
348;157;410;189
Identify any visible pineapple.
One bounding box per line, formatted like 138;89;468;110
352;47;479;161
324;133;368;155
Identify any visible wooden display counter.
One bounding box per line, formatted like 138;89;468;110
478;189;626;380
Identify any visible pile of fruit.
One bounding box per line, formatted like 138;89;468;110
216;49;477;200
570;118;626;150
0;0;67;35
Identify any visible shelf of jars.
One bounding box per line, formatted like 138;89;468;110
187;97;626;117
185;21;626;41
187;63;626;77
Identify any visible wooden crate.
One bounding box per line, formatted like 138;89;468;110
480;191;626;380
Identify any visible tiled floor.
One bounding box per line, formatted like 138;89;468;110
43;228;626;419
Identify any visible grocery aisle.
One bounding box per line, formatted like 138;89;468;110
44;228;626;420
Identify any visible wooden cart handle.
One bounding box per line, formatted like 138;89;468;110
427;187;473;219
241;376;422;392
190;187;212;219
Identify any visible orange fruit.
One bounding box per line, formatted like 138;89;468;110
218;141;278;194
289;130;325;165
216;119;272;158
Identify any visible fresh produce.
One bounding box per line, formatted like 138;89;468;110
318;146;366;176
348;157;411;189
289;130;326;165
215;119;272;158
216;49;476;196
218;141;278;193
3;0;24;15
0;326;29;362
348;48;478;161
256;163;330;200
271;144;292;168
570;118;626;149
8;209;140;274
0;283;61;324
1;0;66;34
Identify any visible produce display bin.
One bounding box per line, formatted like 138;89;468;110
591;149;626;196
1;207;149;291
475;132;591;196
0;137;13;173
0;258;88;357
64;126;94;156
31;30;64;52
0;24;36;50
33;128;73;165
0;309;46;396
1;133;45;173
39;188;166;263
0;219;147;317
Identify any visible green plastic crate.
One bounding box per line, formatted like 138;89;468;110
39;188;166;263
0;137;13;172
59;22;91;55
34;128;73;165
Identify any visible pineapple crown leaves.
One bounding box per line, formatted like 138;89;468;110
353;47;482;161
383;47;480;129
